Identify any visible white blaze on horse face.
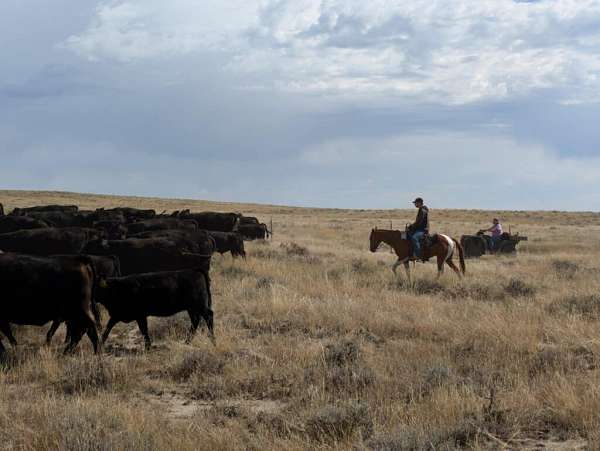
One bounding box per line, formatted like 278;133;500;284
439;234;454;261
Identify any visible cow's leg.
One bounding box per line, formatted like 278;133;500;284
185;310;200;344
63;324;71;345
202;308;215;346
84;316;100;354
63;324;85;355
46;319;62;345
0;322;17;347
136;317;151;350
101;317;118;344
446;259;463;279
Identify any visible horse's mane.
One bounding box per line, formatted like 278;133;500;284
372;228;404;235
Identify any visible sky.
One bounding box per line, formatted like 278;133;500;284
2;0;600;210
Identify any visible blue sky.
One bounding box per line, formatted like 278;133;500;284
2;0;600;210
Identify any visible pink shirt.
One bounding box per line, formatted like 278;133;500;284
491;223;503;237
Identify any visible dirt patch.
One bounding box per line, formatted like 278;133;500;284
141;389;285;421
507;438;586;450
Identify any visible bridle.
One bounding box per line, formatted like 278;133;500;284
371;229;389;252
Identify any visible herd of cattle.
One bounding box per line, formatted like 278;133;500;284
0;203;270;355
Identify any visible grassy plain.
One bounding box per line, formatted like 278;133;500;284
0;190;599;450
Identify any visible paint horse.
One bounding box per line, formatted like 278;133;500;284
369;228;465;280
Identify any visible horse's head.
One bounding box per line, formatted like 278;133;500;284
369;228;381;252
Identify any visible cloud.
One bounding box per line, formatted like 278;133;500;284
63;1;600;105
64;0;260;62
241;0;600;103
2;1;600;211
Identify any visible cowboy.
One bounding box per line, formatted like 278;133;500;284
408;197;429;261
481;218;503;251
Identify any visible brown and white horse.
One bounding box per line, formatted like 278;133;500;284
369;228;465;280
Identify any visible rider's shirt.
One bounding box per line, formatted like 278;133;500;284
412;206;429;233
491;223;503;237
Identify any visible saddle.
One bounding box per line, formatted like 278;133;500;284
405;232;436;262
420;233;438;249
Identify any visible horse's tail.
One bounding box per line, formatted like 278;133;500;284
454;238;466;275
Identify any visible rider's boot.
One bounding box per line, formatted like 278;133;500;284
411;243;418;261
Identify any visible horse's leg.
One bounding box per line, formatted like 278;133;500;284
436;254;445;279
392;258;402;275
446;258;462;279
404;260;411;283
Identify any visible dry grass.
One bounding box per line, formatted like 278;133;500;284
0;189;599;449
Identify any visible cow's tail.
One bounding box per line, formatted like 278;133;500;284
201;269;212;309
78;255;101;327
208;236;217;255
454;238;466;275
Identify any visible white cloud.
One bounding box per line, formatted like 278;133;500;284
64;0;260;62
4;0;599;210
64;0;600;104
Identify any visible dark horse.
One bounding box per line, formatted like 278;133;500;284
369;228;465;280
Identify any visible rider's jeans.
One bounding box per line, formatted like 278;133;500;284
411;231;425;257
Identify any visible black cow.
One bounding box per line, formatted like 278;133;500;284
88;209;127;224
24;211;92;228
0;228;103;255
45;254;121;344
239;216;260;225
208;231;246;258
99;207;156;222
126;218;198;235
97;269;214;349
11;205;79;216
238;223;269;240
0;253;99;354
129;229;215;256
83;238;211;275
175;211;240;232
0;215;51;234
93;220;128;240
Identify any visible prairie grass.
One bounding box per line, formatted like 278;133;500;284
0;190;598;449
